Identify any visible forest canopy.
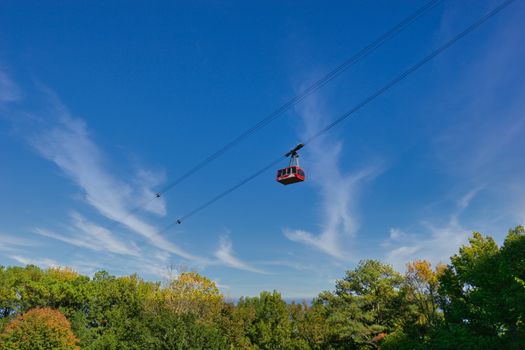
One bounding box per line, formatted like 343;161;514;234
0;226;524;349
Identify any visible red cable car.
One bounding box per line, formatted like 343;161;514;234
276;144;306;185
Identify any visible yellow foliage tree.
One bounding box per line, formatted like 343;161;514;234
156;272;224;321
0;307;79;350
47;267;80;282
405;260;445;327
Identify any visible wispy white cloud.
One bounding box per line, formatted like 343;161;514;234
258;259;317;272
385;221;469;272
387;228;406;241
383;190;480;271
34;212;142;257
283;96;380;259
0;234;37;253
9;255;60;269
131;259;175;280
283;168;374;259
456;186;483;212
133;168;167;216
29;93;205;263
214;235;266;274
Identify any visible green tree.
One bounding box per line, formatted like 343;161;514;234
144;308;229;349
317;260;405;349
80;272;159;350
218;302;255;349
437;232;501;349
491;226;525;348
235;291;294;349
288;301;331;349
0;265;90;333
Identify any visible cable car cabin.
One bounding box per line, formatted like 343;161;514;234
276;166;305;185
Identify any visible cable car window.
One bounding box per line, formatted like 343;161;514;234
277;170;282;177
291;167;296;174
298;169;304;176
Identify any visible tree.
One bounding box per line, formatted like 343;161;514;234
404;260;444;328
435;230;523;349
0;307;79;350
79;272;159;349
317;260;405;349
143;308;230;349
381;260;445;350
288;301;332;349
217;302;255;349
0;265;90;322
440;232;502;348
494;226;525;348
402;260;445;343
235;291;294;349
154;272;224;322
1;227;522;349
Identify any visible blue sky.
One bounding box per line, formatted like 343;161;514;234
0;0;524;298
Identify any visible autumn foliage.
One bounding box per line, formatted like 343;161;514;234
0;226;523;349
0;307;79;350
156;271;224;320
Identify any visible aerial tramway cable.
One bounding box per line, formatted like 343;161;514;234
52;1;443;263
170;0;517;225
120;0;443;219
